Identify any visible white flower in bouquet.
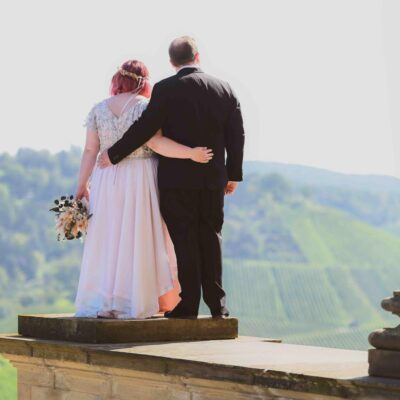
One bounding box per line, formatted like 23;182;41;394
50;195;92;241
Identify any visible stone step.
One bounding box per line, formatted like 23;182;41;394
18;313;238;344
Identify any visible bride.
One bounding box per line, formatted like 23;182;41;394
73;59;213;319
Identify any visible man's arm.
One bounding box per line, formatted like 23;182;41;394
224;88;245;182
107;83;167;165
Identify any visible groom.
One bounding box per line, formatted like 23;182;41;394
99;36;245;319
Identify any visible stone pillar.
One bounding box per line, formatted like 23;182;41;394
369;291;400;378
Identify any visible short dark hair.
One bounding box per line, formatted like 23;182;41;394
169;36;198;66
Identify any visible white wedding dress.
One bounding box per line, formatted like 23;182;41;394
74;96;178;319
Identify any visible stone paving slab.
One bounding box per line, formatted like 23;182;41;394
18;313;238;343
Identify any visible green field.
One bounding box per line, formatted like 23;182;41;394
0;358;16;400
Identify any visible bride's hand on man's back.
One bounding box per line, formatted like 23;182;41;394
190;147;213;163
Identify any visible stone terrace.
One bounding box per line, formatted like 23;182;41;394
1;327;400;399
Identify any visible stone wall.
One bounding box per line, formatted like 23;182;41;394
9;353;340;400
2;322;400;400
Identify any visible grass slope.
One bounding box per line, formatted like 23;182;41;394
0;357;16;400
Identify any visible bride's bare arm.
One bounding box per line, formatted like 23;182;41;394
75;129;100;200
146;130;213;163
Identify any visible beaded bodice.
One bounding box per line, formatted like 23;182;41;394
84;97;154;159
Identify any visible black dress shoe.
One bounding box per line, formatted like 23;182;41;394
164;310;197;319
164;304;198;319
211;307;230;319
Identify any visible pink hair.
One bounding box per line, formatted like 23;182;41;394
110;60;151;97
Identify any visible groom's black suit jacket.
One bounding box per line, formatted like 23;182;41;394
108;67;245;189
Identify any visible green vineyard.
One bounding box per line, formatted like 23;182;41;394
220;259;398;350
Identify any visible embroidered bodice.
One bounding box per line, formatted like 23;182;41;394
84;97;154;159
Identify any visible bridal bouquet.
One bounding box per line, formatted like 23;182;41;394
50;195;92;241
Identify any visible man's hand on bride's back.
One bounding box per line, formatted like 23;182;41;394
190;147;213;163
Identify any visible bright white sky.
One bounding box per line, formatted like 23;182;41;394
1;0;399;176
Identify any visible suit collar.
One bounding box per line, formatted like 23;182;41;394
176;66;203;77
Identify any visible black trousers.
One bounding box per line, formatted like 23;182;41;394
159;187;227;315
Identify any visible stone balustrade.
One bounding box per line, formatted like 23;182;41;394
369;291;400;378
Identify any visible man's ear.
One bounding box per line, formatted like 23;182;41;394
194;53;200;63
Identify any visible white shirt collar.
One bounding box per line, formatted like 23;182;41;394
176;63;200;73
